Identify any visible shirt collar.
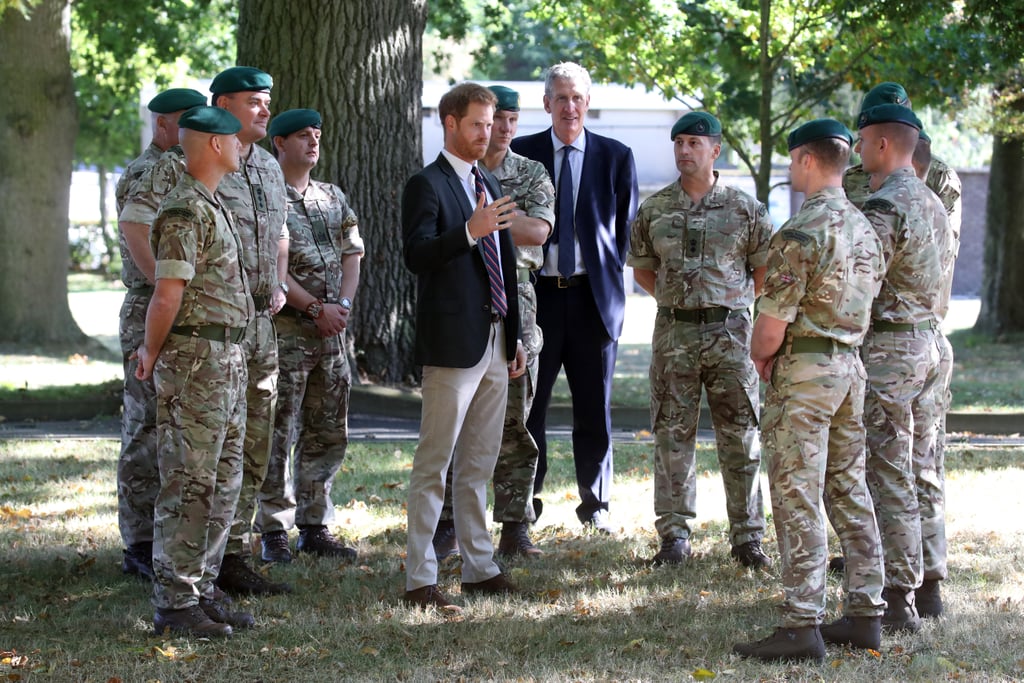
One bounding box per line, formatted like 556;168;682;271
551;128;586;155
440;148;477;181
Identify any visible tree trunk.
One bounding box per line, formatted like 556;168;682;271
97;164;117;275
975;130;1024;336
237;0;426;384
0;0;85;345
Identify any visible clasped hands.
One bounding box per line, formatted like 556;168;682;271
467;193;517;239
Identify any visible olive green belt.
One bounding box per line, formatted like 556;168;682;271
788;337;854;354
872;319;936;332
170;324;246;344
517;268;532;284
127;285;154;296
658;306;737;324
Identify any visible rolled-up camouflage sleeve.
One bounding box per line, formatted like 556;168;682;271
151;205;198;283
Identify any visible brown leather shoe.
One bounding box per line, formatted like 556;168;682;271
403;584;462;613
497;522;542;558
820;615;881;649
153;605;232;637
296;525;357;561
462;572;518;596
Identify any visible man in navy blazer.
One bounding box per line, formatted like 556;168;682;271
511;62;639;531
401;82;526;610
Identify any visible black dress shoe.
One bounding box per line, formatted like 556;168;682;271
122;543;154;580
296;525;357;560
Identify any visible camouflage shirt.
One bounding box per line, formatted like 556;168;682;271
491;149;555;271
150;173;254;328
115;142;165;289
627;171;773;309
120;144;288;298
844;155;961;235
759;187;884;346
861;167;955;323
284;179;364;303
218;144;289;297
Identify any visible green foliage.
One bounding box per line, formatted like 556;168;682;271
71;0;235;171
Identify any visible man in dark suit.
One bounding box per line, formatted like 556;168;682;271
512;62;639;532
401;82;527;611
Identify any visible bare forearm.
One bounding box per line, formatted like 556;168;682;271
121;221;156;284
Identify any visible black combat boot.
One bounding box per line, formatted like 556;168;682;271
216;554;292;596
260;530;292;564
153;605;232;637
651;537;692;566
881;586;922;633
915;578;943;618
296;525;358;560
731;540;773;569
497;522;542;558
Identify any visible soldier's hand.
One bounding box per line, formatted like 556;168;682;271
467;193;517;239
270;287;287;315
316;303;348;337
133;346;155;381
754;357;774;384
508;341;527;379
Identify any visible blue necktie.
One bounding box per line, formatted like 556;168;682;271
471;167;508;318
557;146;576;278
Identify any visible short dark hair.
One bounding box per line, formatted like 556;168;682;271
438;83;497;123
797;138;850;173
877;121;920;155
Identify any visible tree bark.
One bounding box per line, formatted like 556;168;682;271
0;0;86;345
975;130;1024;335
237;0;426;383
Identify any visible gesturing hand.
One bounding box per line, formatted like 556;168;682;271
467;193;517;239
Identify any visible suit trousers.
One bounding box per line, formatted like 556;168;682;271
406;321;509;590
528;277;617;522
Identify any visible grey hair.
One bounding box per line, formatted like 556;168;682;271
544;62;592;98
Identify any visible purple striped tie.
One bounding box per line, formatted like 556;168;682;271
471;167;508;318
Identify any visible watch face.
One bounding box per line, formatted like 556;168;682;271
340;297;352;309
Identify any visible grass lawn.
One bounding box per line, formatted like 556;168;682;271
1;438;1023;681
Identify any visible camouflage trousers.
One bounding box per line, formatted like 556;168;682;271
863;326;942;591
914;331;952;581
649;309;764;545
116;291;159;548
256;314;351;532
441;281;541;524
223;310;279;557
764;352;885;626
151;334;246;609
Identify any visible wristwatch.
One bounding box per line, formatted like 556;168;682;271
305;300;324;319
339;297;353;310
277;281;290;296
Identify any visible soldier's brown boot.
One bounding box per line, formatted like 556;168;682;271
497;522;542;559
296;525;357;561
153;605;232;637
651;536;691;566
260;530;292;564
731;540;773;569
216;554;292;596
733;626;825;663
916;579;943;618
200;597;255;630
881;587;922;633
820;615;882;649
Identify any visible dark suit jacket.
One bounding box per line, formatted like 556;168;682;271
402;153;519;368
511;128;638;340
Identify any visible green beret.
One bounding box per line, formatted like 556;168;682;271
860;82;910;113
488;85;520;112
269;109;322;139
787;118;852;150
147;88;207;114
671;111;721;139
919;129;931;143
178;106;242;135
210;66;273;96
857;103;923;131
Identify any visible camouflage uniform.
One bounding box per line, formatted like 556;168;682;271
758;187;886;626
439;150;555;523
113;142;164;550
257;180;364;532
917;159;960;583
133;145;289;559
859;167;954;592
149;172;254;609
626;172;771;545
